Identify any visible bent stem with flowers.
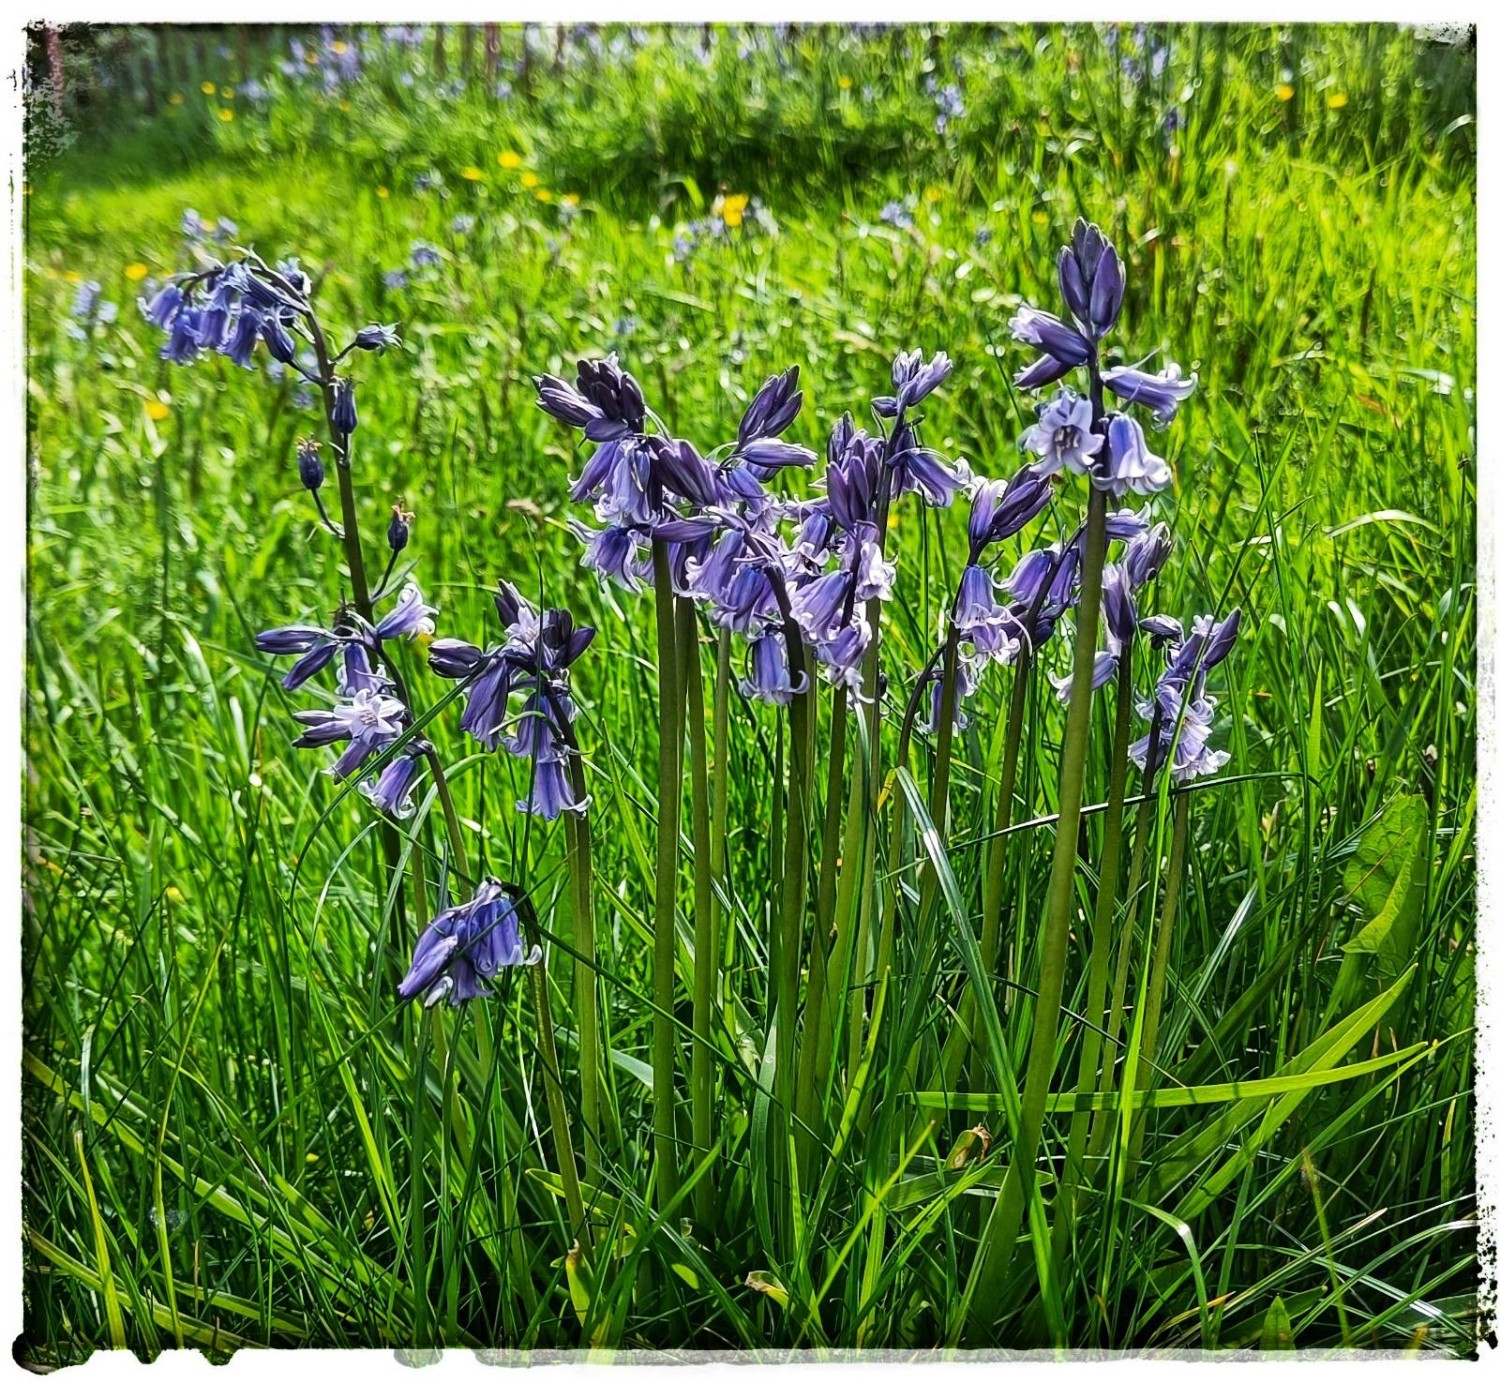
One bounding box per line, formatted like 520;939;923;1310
143;218;1272;1345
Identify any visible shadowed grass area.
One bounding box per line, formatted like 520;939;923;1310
22;21;1476;1362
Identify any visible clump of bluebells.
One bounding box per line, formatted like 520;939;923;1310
137;213;1247;1300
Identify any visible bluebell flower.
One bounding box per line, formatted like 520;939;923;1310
889;349;953;413
292;686;407;780
1130;684;1229;782
360;746;425;818
572;519;648;592
338;642;388;697
1010;305;1092;372
161;308;204;363
261;313;299;365
886;424;970;508
410;240;442;269
1139;613;1185;648
1124;521;1174;587
967;464;1054;555
1101;563;1137;646
256;623;337;690
384;269;410;290
398;879;540;1007
224;306;265;369
1096;414;1172;497
1051;650;1119;703
354;323;402;352
880;198;916;231
1001;548;1058;611
375;582;436;641
451;215;476;236
1102;361;1197;425
1020;388;1104;478
141;281;184;329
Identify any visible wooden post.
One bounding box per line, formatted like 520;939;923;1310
484;23;499;76
45;24;65;120
433;24;446;77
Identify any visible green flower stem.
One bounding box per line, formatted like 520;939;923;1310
426;748;471;884
796;683;848;1154
1089;704;1165;1162
939;645;1031;1092
682;597;719;1229
1127;788;1192;1170
970;483;1110;1321
563;782;602;1183
304;316;372;619
1052;634;1135;1266
526;938;589;1246
780;654;815;1175
650;541;683;1212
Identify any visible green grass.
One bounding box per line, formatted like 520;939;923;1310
22;21;1477;1361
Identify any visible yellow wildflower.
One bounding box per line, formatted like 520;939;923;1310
201;80;216;95
218;108;234;122
520;170;540;188
462;166;484;181
124;263;149;282
498;149;523;169
377;185;390;199
220;86;234;99
1275;83;1295;102
837;75;852;90
145;399;171;421
535;187;553;202
169;92;184;105
1327;92;1348;109
721;193;749;228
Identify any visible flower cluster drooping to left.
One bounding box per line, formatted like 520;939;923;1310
143;245;592;1009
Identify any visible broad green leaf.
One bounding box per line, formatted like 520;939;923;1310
1342;793;1429;978
1261;1295;1297;1351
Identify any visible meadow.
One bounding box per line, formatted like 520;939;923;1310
21;22;1479;1360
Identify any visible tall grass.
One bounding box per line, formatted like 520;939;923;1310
22;21;1477;1362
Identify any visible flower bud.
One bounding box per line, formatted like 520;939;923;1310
388;504;412;552
297;439;324;491
331;378;358;435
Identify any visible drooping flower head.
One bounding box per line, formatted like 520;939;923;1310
397;879;540;1007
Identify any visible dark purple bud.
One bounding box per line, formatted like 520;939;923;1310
534;373;603;430
297;439;324;491
282;640;336;690
1014;352;1075;391
1010;307;1091;366
652;437;724;507
737;437;817;471
1102;564;1136;645
388;504;412;552
1088;242;1124;337
1125;522;1174;587
427;638;486;678
331;378;358;435
494;581;527;630
1139;614;1184;648
1203;608;1242;668
256;624;328;655
738;366;803;445
975;465;1053;551
577;354;646;431
1057;245;1089;325
892;349;953;410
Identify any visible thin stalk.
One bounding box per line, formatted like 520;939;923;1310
649;542;682;1212
1052;634;1135;1267
562;774;602;1182
970;483;1110;1320
683;598;718;1229
1127;789;1192;1170
796;684;848;1153
425;747;471;884
1089;703;1165;1161
939;646;1030;1092
524;930;589;1246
